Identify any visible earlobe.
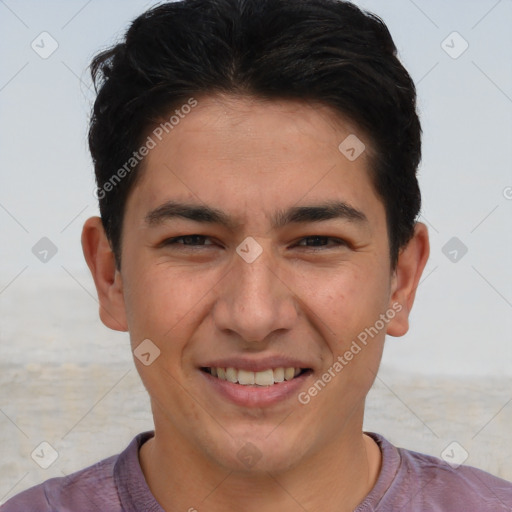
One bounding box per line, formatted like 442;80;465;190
386;222;430;337
81;216;128;332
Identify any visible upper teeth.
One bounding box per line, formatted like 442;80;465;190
209;367;302;386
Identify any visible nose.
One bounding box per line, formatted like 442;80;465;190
212;239;298;344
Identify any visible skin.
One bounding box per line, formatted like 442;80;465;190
82;94;429;512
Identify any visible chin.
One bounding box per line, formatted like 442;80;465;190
206;428;308;474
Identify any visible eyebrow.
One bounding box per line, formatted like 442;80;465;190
145;200;368;230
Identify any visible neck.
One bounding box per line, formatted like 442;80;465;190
139;420;382;512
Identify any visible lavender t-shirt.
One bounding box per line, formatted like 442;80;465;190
2;430;512;511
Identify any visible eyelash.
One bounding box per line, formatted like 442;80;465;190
161;235;348;250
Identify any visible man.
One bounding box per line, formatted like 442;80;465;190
3;0;512;510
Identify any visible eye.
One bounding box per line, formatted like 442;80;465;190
294;236;348;249
159;235;348;251
160;235;216;247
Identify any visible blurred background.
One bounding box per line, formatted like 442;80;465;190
1;0;511;502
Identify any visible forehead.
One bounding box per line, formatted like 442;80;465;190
159;94;367;156
125;94;384;230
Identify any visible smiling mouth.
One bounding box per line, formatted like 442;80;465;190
201;367;312;386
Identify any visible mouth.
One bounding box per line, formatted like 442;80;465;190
200;366;312;386
198;355;315;408
199;364;313;408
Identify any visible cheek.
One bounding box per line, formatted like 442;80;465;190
123;267;206;405
297;262;390;335
122;264;183;345
301;264;390;407
122;261;221;356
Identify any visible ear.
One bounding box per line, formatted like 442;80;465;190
81;216;128;332
386;222;430;337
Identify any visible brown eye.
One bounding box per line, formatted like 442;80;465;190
295;236;347;249
161;235;215;247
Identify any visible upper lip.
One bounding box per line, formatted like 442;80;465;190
200;356;313;373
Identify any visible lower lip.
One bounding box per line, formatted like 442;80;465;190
199;370;311;408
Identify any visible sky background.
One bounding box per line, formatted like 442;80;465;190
0;0;511;376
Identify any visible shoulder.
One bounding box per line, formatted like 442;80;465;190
400;445;512;506
1;431;155;512
1;453;119;512
365;433;512;511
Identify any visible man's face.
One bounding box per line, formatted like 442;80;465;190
116;95;400;472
